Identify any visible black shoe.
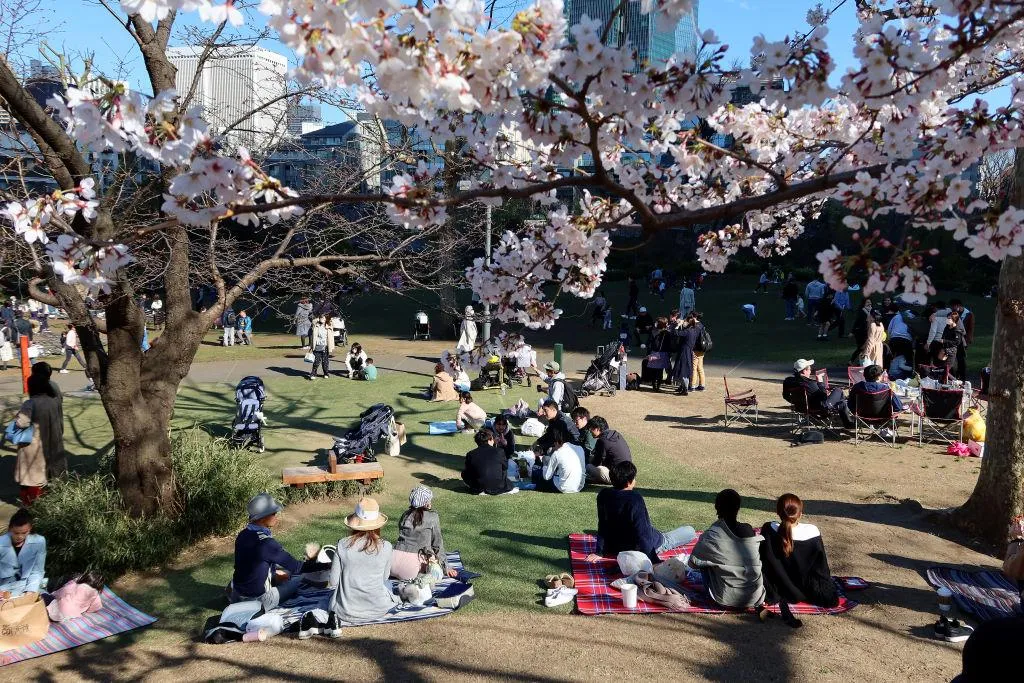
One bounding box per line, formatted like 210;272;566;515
676;388;688;396
944;618;974;643
298;611;320;640
322;612;343;638
696;385;705;391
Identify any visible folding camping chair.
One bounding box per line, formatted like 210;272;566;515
723;376;758;427
848;366;888;387
912;387;965;446
852;387;902;447
782;384;840;435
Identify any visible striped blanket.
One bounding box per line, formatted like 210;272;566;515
1;588;156;667
570;533;863;616
274;551;473;627
926;567;1023;622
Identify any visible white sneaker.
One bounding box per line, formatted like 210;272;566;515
59;369;69;374
544;587;578;608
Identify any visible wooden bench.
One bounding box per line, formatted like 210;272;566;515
283;453;384;487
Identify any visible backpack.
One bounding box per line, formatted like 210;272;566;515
551;378;579;412
696;326;713;353
226;312;237;327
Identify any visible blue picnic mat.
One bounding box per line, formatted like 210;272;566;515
1;588;157;666
926;566;1023;622
428;421;459;435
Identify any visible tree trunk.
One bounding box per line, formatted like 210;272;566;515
106;382;177;516
954;152;1024;545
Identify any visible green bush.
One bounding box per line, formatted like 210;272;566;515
33;428;284;579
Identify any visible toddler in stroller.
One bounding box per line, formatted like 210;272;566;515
231;376;267;452
580;341;621;396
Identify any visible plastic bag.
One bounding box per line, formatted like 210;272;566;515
963;408;986;442
521;417;545;437
303;351;315;363
616;550;653;578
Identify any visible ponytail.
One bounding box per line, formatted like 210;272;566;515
776;493;804;557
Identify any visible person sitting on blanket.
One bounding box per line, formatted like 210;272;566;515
782;358;854;428
491;414;516;458
532;428;585;494
584;416;633;486
571;406;597;462
688;489;770;616
455;391;487;431
585;461;696;566
391;486;459;581
534;399;580;455
759;493;839;629
849;364;904;412
429;363;459;402
0;508;47;596
229;493;321;612
329;497;401;625
46;570;104;622
462;428;517;496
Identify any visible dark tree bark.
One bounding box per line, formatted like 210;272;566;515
954;151;1024;545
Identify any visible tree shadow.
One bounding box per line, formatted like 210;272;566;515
264;365;311;378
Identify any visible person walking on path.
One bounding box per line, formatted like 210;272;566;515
804;278;826;326
59;324;86;374
295;297;313;349
222;307;237;347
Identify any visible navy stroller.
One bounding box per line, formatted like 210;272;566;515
231;376;266;452
331;403;396;464
580;341;620;396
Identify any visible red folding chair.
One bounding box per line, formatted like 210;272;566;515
723;376;758;427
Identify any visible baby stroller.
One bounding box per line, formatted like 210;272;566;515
580;341;620;397
475;355;505;391
331;315;348;348
230;376;266;452
331;403;396;464
502;343;536;387
412;311;431;340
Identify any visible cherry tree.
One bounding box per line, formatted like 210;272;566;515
4;0;1024;537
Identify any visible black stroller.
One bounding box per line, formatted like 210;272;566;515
412;311;431;340
580;342;620;397
331;403;396;464
230;376;266;452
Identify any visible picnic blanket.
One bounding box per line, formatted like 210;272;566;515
273;551;475;628
1;588;156;667
925;566;1023;622
428;421;459;435
569;533;863;616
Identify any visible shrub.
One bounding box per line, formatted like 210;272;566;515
33;428;284;579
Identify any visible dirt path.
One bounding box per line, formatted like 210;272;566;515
9;365;995;681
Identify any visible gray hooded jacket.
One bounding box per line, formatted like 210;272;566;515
688;519;766;609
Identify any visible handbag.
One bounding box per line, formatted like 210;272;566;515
0;593;50;652
4;419;34;446
303;351;315;363
645;351;669;370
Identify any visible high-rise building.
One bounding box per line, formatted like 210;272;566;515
167;46;288;150
286;101;324;137
564;0;700;70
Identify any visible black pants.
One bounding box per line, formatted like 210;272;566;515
822;388;854;428
625;296;639;316
531;467;561;493
310;349;330;377
834;311;847;337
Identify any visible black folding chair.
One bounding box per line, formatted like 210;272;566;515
852;388;902;447
782;384;839;435
913;388;965;446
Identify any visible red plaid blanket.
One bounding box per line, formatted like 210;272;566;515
569;533;864;616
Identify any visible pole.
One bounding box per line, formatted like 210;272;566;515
19;335;30;394
482;203;492;340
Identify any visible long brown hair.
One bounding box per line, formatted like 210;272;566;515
346;529;383;554
776;493;804;557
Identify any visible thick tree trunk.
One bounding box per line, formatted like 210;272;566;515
954;153;1024;545
106;382;177;516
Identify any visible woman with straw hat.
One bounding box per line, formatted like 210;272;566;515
329;497;400;624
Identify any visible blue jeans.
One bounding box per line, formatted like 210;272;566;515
785;299;796;319
655;525;697;554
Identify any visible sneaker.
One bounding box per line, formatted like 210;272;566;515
944;619;974;643
696;385;705;391
59;369;69;374
544;587;578;608
321;613;343;639
298;611;320;640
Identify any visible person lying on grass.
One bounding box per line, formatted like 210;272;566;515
531;428;585;494
455;391;487;432
391;486;459;581
585;461;695;566
759;493;839;629
688;489;771;619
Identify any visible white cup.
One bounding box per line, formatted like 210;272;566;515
621;583;638;609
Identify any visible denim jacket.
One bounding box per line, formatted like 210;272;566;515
0;532;47;595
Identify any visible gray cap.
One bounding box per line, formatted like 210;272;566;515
247;493;282;522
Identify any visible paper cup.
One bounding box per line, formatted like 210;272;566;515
937;587;953;614
621;583;638;609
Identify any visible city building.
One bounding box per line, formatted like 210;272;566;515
564;0;700;70
286;101;324;137
167;45;288;150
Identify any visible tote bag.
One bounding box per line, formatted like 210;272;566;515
0;593;49;652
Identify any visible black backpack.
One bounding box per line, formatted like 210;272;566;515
696;326;713;353
226;312;237;327
551;378;579;412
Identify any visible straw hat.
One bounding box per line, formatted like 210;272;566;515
345;497;388;531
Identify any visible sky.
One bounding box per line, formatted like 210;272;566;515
24;0;1003;120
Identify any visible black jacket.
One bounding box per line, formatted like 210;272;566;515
535;412;580;453
759;522;839;608
493;427;515;458
782;374;829;412
462;445;512;495
593;429;632;469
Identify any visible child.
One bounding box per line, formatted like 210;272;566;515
362;358;378;381
742;303;757;322
603;306;613;330
796;296;806;319
455;392;487;431
46;571;104;622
